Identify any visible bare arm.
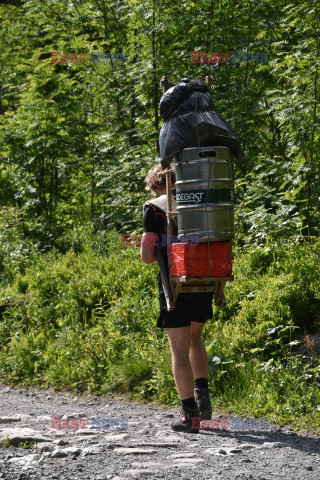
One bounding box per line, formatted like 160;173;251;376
140;232;159;264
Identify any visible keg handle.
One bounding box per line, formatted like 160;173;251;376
198;149;217;158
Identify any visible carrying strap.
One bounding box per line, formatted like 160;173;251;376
147;194;177;216
147;195;177;232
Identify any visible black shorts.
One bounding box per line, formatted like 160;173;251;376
157;275;214;328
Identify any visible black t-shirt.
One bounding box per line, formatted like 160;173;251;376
142;196;214;325
143;201;168;268
143;202;166;239
143;192;177;257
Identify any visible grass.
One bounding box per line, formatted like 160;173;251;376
0;226;319;433
0;438;37;449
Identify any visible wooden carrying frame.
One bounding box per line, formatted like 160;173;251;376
160;76;234;311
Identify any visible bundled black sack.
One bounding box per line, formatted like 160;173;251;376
159;79;241;168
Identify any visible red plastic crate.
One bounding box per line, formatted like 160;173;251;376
169;241;232;277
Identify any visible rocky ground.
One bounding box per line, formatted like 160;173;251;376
0;384;319;480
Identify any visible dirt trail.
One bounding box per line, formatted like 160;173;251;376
0;384;319;480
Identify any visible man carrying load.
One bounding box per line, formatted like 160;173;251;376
140;164;213;433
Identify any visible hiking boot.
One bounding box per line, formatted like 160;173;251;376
194;387;212;420
171;405;200;433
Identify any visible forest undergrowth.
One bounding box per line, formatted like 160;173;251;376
1;0;320;437
0;225;319;433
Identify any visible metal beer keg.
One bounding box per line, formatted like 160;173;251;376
175;146;234;242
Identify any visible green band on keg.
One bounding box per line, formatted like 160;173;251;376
176;189;234;204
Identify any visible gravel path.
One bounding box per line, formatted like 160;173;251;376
0;384;319;480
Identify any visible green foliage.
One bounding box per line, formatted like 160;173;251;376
17;440;37;449
0;0;319;244
0;0;320;433
0;232;320;430
217;241;320;335
0;438;11;448
0;437;36;449
106;357;154;395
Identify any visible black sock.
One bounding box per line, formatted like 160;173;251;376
181;397;197;409
194;377;208;389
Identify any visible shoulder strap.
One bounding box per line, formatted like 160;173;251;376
146;194;177;215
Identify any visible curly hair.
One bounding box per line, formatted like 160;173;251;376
145;164;175;195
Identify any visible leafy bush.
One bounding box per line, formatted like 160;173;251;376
0;231;319;430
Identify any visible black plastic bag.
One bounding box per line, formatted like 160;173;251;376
160;81;214;121
159;80;241;168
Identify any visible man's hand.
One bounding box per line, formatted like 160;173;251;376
140;232;159;264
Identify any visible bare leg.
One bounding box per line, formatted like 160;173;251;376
189;322;208;380
189;322;212;420
166;326;194;400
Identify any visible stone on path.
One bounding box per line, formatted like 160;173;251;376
0;427;51;445
0;416;21;424
37;415;52;422
172;461;202;468
123;469;160;478
169;452;199;458
104;433;129;441
52;438;68;446
74;428;97;435
73;435;100;443
9;453;41;468
259;442;286;449
37;442;54;453
130;461;166;468
154;432;187;442
114;448;158;456
228;447;243;453
204;447;228;455
172;458;204;464
62;412;87;420
50;448;69;458
0;387;11;393
83;445;105;456
136;442;178;449
237;443;257;450
61;447;81;456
